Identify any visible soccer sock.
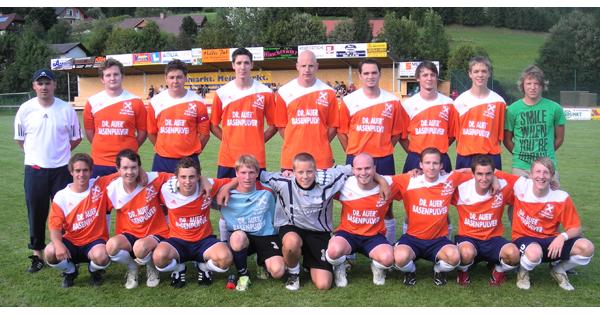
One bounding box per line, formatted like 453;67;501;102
385;219;396;244
402;221;408;234
457;261;474;272
233;248;249;276
206;259;228;273
110;250;138;270
554;255;593;273
372;259;392;270
287;263;301;274
345;253;357;262
434;259;458;273
519;255;541;271
89;260;110;272
135;252;152;266
219;218;230;242
156;259;178;273
495;259;518;272
48;259;76;274
396;260;416;273
325;251;346;266
106;214;111;234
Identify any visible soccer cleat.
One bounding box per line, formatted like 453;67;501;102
256;266;270;280
285;273;300;291
170;266;187;288
196;265;213;286
403;272;417;286
27;255;44;273
333;263;348;287
225;274;237;290
146;261;160;287
89;268;105;287
61;268;79;288
124;267;139;289
516;268;530;290
550;269;575;291
371;262;386;286
456;270;470;287
433;271;448;287
236;275;251;291
489;269;506;286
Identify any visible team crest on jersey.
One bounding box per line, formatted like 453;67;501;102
252;95;265;109
184;102;197;117
119;101;135;116
316;91;330;107
145;186;158;203
91;185;103;203
540;204;555;219
381;103;393;118
491;193;504;208
441;180;455;196
439;105;449;121
484;104;496;119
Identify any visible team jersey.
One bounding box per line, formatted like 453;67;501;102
83;90;147;166
48;173;119;246
260;165;352;232
339;88;403;157
453;90;506;156
336;176;402;236
452;171;518;240
211;79;276;168
400;93;458;154
275;78;338;169
160;177;230;242
147;90;210;158
511;177;581;240
220;182;278;236
392;172;471;239
105;172;172;238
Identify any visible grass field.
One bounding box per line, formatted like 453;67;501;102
0;111;599;307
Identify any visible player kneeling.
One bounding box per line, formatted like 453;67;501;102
152;157;232;288
512;157;594;291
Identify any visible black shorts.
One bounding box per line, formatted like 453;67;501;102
247;234;283;266
279;225;332;272
63;238;106;264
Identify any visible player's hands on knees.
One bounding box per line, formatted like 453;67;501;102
55;242;71;261
547;236;565;260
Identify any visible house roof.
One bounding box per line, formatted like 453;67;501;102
49;42;90;56
322;19;385;38
119;14;206;35
54;7;89;19
0;13;24;31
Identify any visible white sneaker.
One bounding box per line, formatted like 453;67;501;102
285;273;300;291
333;263;347;288
146;261;160;287
550;269;575;291
125;266;139;289
516;268;530;290
371;262;386;285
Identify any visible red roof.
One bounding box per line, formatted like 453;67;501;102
322;19;384;37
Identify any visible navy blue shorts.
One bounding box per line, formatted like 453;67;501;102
346;154;396;175
455;235;509;264
123;233;164;249
514;236;581;262
63;238;106;264
395;234;454;262
335;230;390;257
403;151;452;173
92;165;117;178
217;166;266;179
455;154;502;171
165;235;219;263
152;154;199;173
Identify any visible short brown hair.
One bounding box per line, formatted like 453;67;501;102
518;65;547;94
165;59;188;76
471;154;495;173
292;152;316;169
68;153;93;172
420;147;441;162
235;154;260;172
415;60;438;79
175;157;201;176
99;58;124;77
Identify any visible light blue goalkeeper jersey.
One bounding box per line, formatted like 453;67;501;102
220;182;277;236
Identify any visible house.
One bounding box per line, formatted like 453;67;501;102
48;42;90;59
0;13;25;35
322;19;385;38
54;7;92;25
118;13;206;36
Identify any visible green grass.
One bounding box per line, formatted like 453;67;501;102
0;110;599;306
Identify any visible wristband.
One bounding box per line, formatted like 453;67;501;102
560;232;569;241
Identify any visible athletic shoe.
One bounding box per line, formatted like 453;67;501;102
27;255;44;273
146;261;160;287
236;275;251;291
124;266;139;289
567;269;578;276
456;270;470;286
550;269;575;291
333;263;348;287
285;273;300;291
489;269;506;286
61;268;79;288
225;274;236;290
433;271;447;286
516;268;530;290
403;271;417;286
256;266;270;280
170;266;187;288
89;268;105;287
197;264;213;286
371;262;386;286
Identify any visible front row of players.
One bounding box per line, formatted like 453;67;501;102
44;148;594;291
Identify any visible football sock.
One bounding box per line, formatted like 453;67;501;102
434;259;457;273
457;261;473;272
495;259;517;272
554;254;592;273
156;258;178;273
520;255;541;271
110;250;137;270
233;248;249;275
372;259;392;270
89;260;110;272
325;251;346;266
287;263;300;274
385;219;396;244
207;259;228;273
396;260;416;273
48;259;76;274
219;218;230;242
402;221;408;234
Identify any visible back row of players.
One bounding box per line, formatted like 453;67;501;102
15;48;594;292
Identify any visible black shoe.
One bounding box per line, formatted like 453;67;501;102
89;268;105;287
403;272;417;286
27;255;44;273
61;268;79;288
170;266;187;288
433;271;447;287
197;267;212;286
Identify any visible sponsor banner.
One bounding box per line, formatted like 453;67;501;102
334;43;367;58
50;58;73;70
161;50;192;64
106;54;133;66
367;42;387;57
93;56;106;68
150;52;161;64
300;43;379;59
202;48;230;63
592;108;600;121
397;61;440;77
298;44;335;59
73;57;96;69
187;71;272;85
133;53;154;65
564;108;592;120
263;47;298;59
237;47;264;61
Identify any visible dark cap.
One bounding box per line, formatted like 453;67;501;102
32;69;55;82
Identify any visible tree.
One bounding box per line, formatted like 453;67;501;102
46;20;72;44
265;13;326;46
104;28;139;54
328;20;356;44
352;8;372;43
456;8;486;26
23;8;57;30
83;21;113;55
136;21;167;52
85;7;105;19
195;8;235;49
377;12;420;60
447;45;489;73
417;10;450;77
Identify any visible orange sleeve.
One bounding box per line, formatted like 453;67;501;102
95;172;121;188
209;178;233;198
146;104;158;135
399;105;410;139
328;92;339;128
391;100;403;136
134;99;147;132
495;170;520;188
265;93;276;126
274;92;288;128
210;94;223;126
83;101;94;131
197;102;210;136
158;172;174;185
391;174;409;201
448;105;459;139
48;202;65;231
452;171;473;186
338;101;350;134
560;197;581;231
498;103;506;141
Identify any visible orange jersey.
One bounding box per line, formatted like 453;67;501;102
147;90;210;158
211;80;276;168
48;174;119;246
400;93;458;154
105;172;172;238
392;172;471;239
336;176;402;236
452;171;518;240
454;90;506;155
511;177;581;240
160;177;230;242
275;79;338;169
339;88;403;157
83;91;147;166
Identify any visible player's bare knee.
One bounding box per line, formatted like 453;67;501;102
458;243;476;262
524;243;542;261
440;245;460;265
393;246;412;265
43;244;57;263
313;277;332;290
572;238;595;257
267;258;285;279
213;247;233;267
501;244;520;265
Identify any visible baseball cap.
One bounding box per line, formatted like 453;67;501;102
32;69;55;81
